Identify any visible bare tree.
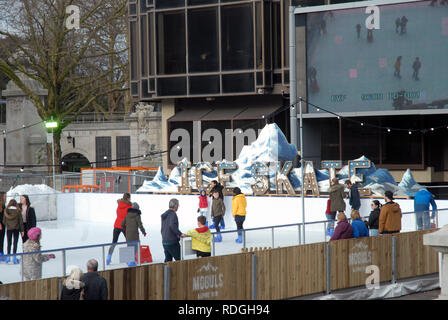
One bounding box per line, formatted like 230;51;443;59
0;0;129;174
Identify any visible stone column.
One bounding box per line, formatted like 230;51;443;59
1;72;48;173
423;225;448;300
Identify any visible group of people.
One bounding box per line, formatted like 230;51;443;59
327;177;438;241
106;180;248;264
394;56;421;81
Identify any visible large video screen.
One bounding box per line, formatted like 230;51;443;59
306;0;448;113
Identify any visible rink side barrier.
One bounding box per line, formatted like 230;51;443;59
0;229;439;300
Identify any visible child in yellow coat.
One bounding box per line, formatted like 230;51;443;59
187;216;212;257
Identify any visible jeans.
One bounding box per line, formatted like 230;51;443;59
415;212;431;231
370;229;379;236
213;216;223;233
108;228;126;255
163;242;181;262
199;208;210;224
235;215;245;237
0;222;5;253
6;230;19;254
325;212;336;231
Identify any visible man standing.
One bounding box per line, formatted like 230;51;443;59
394;56;402;79
81;259;108;300
379;191;402;234
412;57;421;80
161;199;186;262
414;189;437;230
345;180;361;211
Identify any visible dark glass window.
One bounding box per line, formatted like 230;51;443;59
188;8;219;73
130;21;138;80
189;75;220;95
116;136;131;167
131;82;139;96
157;11;186;74
321;118;340;160
283;1;288;68
188;0;217;5
0;102;6;123
255;2;262;69
263;1;271;69
155;0;184;9
129;4;137;15
342;118;380;164
221;5;254;71
140;15;148;77
142;79;151;98
222;73;254;93
95;137;112;168
157;77;187;96
272;2;281;69
256;72;263;86
273;73;282;84
149;13;155;75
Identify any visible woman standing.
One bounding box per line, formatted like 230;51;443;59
366;200;381;236
23;227;55;280
232;187;247;244
19;195;37;243
60;267;85;300
1;199;24;264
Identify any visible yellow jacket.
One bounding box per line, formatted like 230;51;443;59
187;226;211;253
232;193;247;216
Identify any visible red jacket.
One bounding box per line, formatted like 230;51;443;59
325;199;332;214
114;199;132;229
198;195;208;209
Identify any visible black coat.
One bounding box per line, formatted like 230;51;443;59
23;207;37;229
368;208;380;229
60;286;83;300
80;272;108;300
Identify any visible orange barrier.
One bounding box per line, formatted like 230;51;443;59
62;185;100;193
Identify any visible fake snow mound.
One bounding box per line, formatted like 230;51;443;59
7;184;60;221
137;124;426;197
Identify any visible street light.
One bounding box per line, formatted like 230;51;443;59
45;118;58;189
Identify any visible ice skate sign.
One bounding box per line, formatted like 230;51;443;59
66;5;80;30
365;6;380;30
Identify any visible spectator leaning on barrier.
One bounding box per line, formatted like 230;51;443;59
60;267;85;300
161;198;186;262
365;200;381;236
81;259;108;300
351;210;369;238
379;191;402;234
23;227;55;281
187;215;212;258
330;212;353;241
345;180;361;211
414;189;437;231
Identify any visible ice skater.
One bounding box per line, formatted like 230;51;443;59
19;195;36;244
356;23;361;39
414;189;437;230
211;191;225;242
394;56;402;79
198;189;209;225
209;180;225;229
412;57;421;80
400;16;408;35
22;227;55;281
1;199;24;264
232;187;247;244
121;202;146;267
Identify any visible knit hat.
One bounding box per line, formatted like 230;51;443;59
132;202;139;210
27;227;42;241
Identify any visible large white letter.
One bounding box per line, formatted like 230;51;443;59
365;6;380;30
170;128;190;165
66;5;80;30
365;265;380;290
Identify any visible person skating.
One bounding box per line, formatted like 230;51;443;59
121;202;146;267
186;215;212;258
394;56;402;79
412;57;421;80
211;191;226;242
106;193;132;265
345;180;361;211
22;227;55;280
198;189;209;225
19;195;36;243
414;189;437;230
232;187;247;244
161;199;186;262
209;180;225;229
1;199;24;264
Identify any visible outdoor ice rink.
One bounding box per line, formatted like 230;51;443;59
307;1;448;113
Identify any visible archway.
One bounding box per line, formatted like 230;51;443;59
61;153;91;172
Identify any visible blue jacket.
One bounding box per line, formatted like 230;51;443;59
349;184;361;210
414;189;437;213
161;209;183;244
351;219;369;238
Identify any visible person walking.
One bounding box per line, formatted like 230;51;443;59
365;200;381;236
394;56;402;79
232;187;247;244
198;189;209;225
186;216;212;258
211;191;225;242
330;212;353;241
209;180;225;229
379;191;402;234
60;267;85;300
329;177;346;215
22;227;55;280
107;193;132;265
400;16;408;34
351;210;369;238
0;193;6;262
121;202;146;267
81;259;108;300
414;189;437;230
161;199;186;262
345;180;361;211
19;195;36;244
1;199;24;264
412;57;421;80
